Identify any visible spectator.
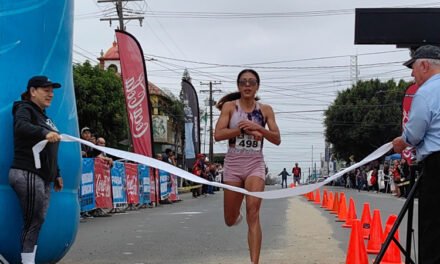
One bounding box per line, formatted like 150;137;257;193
370;167;379;193
383;164;391;193
89;135;97;145
391;160;402;196
277;168;290;188
162;148;172;163
191;154;205;198
292;163;301;186
398;158;410;198
357;167;367;192
95;137;113;167
206;163;216;195
80;127;93;157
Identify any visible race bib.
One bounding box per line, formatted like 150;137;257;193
235;133;261;152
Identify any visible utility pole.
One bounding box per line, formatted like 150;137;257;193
311;145;314;183
350;55;359;87
98;0;144;30
200;81;221;163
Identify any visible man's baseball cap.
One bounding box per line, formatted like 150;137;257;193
403;45;440;69
27;75;61;90
81;127;91;134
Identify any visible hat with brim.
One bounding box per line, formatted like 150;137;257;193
27;75;61;90
403;45;440;69
81;127;91;134
403;58;416;69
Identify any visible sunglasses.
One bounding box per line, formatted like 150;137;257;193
238;79;258;87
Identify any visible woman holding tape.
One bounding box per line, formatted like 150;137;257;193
9;76;63;264
215;69;281;264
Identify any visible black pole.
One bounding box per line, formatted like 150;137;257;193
405;164;417;264
209;81;214;163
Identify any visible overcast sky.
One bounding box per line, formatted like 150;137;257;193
73;0;439;176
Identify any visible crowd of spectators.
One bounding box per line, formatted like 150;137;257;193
80;127;113;166
189;153;223;198
340;158;413;198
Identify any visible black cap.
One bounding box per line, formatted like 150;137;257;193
403;45;440;69
27;75;61;90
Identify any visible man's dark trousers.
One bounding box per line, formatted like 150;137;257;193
281;177;287;188
419;152;440;264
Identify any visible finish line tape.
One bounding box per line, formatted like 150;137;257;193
32;134;393;199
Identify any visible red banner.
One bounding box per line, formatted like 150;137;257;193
116;30;153;157
125;163;140;204
169;174;178;202
94;158;112;208
402;83;419;165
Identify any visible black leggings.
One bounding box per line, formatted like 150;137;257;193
9;169;50;253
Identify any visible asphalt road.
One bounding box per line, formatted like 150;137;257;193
60;185;416;264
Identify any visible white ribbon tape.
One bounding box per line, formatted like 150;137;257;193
32;134;393;199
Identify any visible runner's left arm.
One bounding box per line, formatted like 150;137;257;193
258;104;281;145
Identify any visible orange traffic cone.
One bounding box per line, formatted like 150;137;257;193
360;203;372;239
290;183;295;188
336;193;347;222
321;190;328;208
342;198;357;228
314;189;321;204
367;209;383;254
326;192;334;211
345;219;369;264
339;192;346;207
330;192;339;214
381;215;403;264
308;191;315;202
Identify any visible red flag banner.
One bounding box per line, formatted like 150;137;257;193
125;162;140;204
116;30;153;157
94;158;112;208
402;83;419;164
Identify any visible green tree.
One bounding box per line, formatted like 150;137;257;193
73;61;128;148
324;79;411;161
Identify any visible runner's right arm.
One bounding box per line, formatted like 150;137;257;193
214;101;241;141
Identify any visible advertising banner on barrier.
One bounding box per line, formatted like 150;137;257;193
159;170;169;200
111;161;127;206
169;174;178;201
125;162;140;204
150;168;157;203
138;164;150;205
94;158;112;208
81;158;95;212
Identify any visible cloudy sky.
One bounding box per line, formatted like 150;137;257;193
73;0;439;176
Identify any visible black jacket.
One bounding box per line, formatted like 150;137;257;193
11;100;60;182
